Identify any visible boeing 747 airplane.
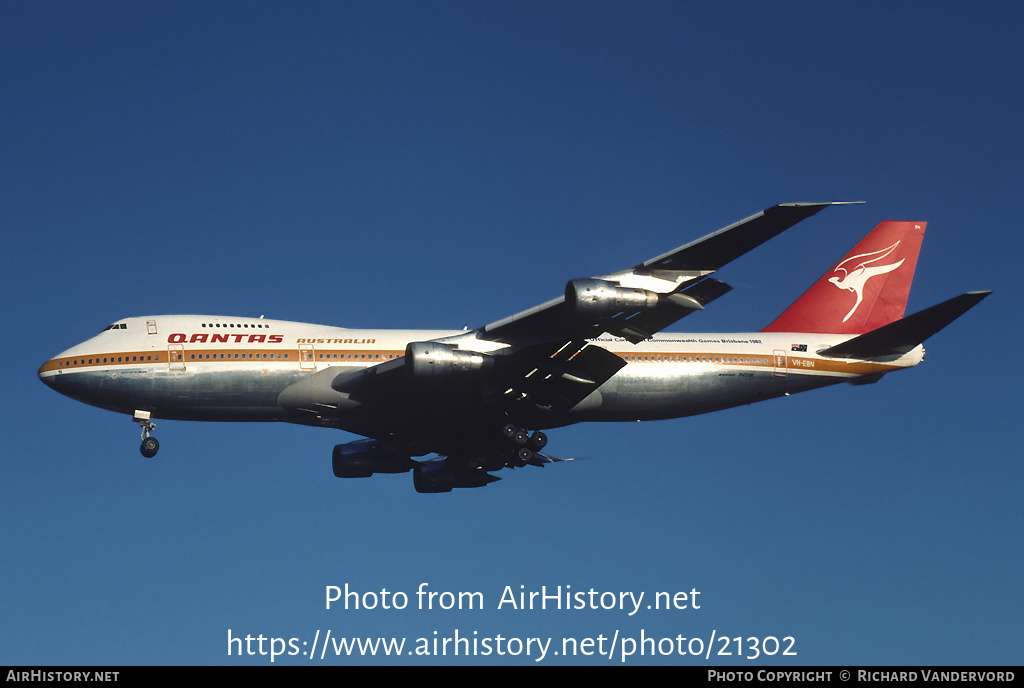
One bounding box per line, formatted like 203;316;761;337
38;203;989;492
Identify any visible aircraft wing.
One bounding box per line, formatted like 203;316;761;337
283;202;840;447
329;337;627;423
479;202;841;346
482;338;628;416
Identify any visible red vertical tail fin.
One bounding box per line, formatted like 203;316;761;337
762;221;925;334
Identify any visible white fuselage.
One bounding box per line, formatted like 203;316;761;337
38;315;924;429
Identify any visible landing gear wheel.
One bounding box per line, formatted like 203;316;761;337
529;431;547;450
134;411;158;458
501;423;530;445
140;436;160;458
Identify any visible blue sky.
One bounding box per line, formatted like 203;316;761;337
2;1;1020;665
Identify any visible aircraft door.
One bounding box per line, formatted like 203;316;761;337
772;350;787;377
299;344;316;370
168;344;185;371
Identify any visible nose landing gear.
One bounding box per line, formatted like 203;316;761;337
134;410;159;458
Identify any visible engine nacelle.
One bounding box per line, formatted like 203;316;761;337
405;342;494;380
565;279;659;319
332;439;416;478
412;461;501;493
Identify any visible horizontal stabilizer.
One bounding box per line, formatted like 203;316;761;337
818;291;991;359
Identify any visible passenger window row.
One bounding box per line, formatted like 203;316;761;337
200;323;271;329
625;355;770;364
60;355;159;366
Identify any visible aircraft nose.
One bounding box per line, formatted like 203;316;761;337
38;358;61;391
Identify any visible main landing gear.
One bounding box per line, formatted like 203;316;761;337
500;423;547;466
134;410;159;458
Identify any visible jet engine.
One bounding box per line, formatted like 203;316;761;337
412;461;500;493
405;342;494;380
564;278;659;318
332;439;416;478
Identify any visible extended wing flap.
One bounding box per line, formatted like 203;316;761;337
489;339;626;415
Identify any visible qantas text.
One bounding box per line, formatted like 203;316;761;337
168;333;284;344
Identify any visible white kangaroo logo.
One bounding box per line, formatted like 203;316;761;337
828;241;904;322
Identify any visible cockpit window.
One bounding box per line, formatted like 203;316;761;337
102;323;128;332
